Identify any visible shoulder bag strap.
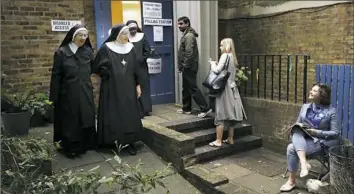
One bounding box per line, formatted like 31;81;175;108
224;54;230;71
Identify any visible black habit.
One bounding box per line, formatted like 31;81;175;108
127;20;152;114
49;25;96;155
94;24;143;147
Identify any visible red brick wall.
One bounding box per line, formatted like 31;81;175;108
242;97;301;153
1;0;99;98
219;2;353;151
219;2;353;102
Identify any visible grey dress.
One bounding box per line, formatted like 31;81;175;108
211;53;247;127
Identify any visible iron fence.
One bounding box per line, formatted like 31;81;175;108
237;54;310;104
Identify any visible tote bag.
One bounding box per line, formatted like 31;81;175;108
202;55;231;94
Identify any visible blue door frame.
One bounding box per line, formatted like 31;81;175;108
93;0;175;105
141;0;175;104
93;0;112;50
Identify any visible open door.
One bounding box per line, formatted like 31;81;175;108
93;0;112;49
141;0;175;104
93;0;175;105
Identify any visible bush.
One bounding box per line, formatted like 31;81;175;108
1;137;171;194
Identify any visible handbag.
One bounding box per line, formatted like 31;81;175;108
202;55;231;94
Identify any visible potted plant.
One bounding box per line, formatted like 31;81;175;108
29;92;53;127
43;91;54;123
1;72;13;112
1;88;35;136
44;99;54;123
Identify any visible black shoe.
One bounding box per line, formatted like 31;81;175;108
127;144;137;155
65;152;78;159
140;111;145;119
75;149;87;155
58;149;79;159
197;109;212;118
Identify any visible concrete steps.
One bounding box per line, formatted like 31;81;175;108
183;135;262;168
159;117;262;193
160;117;214;132
184;123;253;145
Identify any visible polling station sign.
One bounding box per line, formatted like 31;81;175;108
147;58;162;74
143;18;172;26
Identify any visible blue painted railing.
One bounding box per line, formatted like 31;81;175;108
315;64;354;144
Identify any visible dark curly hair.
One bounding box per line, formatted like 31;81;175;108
313;83;331;106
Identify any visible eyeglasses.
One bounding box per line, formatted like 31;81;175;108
177;22;184;25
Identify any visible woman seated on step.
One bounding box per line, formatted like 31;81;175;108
208;38;247;147
280;83;340;192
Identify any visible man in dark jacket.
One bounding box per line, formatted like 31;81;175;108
177;16;211;117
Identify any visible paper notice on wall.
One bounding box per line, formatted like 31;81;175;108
51;20;82;31
153;26;163;42
142;2;162;18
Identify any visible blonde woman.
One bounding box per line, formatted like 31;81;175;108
208;38;247;147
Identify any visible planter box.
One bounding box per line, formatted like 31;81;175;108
30;111;47;127
1;111;31;136
1;99;13;112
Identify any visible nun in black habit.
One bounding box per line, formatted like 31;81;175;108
93;24;143;155
49;24;96;157
126;20;152;117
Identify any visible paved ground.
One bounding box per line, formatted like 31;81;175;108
207;148;331;194
28;104;201;194
28;104;330;193
29;126;200;194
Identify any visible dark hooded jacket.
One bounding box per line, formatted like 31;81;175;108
178;27;199;72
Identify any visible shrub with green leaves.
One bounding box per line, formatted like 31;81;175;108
1;137;171;194
1;88;35;113
29;92;53;116
235;66;251;87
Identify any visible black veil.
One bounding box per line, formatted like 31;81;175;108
103;24;129;44
58;24;93;50
126;20;142;32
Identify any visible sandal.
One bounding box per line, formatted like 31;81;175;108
300;162;311;178
280;182;296;192
208;141;222;147
222;139;234;145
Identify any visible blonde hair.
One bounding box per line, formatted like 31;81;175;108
220;38;238;67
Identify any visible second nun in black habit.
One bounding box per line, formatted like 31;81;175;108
126;20;152;117
49;25;96;158
93;24;143;155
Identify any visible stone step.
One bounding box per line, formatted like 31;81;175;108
182;164;229;194
183;163;250;194
182;135;262;168
184;124;253;145
159;117;214;132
